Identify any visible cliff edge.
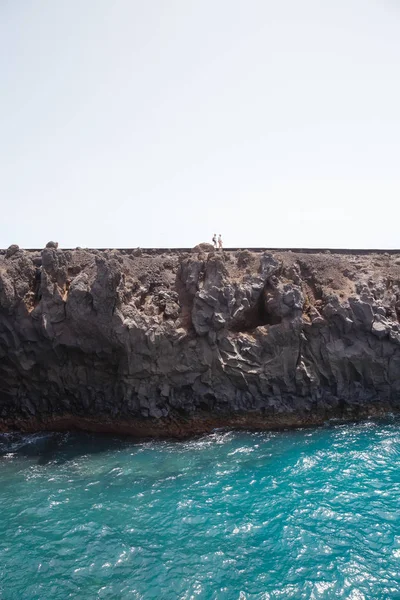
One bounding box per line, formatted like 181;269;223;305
1;245;400;437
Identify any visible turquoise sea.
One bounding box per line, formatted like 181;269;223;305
0;420;400;599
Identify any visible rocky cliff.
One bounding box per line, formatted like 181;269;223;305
1;244;400;437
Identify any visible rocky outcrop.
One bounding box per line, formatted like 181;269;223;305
1;245;400;437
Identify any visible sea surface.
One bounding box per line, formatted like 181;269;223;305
0;420;400;599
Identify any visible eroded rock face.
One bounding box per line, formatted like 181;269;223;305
1;247;400;436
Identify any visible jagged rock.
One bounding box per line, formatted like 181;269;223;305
1;247;400;436
164;301;180;320
309;306;325;325
192;243;215;253
259;253;280;278
236;250;254;269
349;298;374;327
286;263;301;285
5;244;19;259
371;316;390;339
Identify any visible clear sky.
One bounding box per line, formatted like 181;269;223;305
1;0;400;249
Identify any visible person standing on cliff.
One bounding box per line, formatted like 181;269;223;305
212;233;217;249
218;234;223;250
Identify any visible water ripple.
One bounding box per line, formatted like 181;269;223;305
0;422;399;598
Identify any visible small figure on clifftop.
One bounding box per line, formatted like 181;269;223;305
218;234;223;250
212;233;217;249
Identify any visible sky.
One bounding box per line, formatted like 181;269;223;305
1;0;400;249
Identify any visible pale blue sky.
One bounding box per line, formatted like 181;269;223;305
1;0;400;248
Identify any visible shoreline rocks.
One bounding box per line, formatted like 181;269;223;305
1;246;400;437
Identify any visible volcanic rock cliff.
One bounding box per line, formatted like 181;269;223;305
1;244;400;437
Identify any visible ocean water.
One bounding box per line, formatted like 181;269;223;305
0;421;400;600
